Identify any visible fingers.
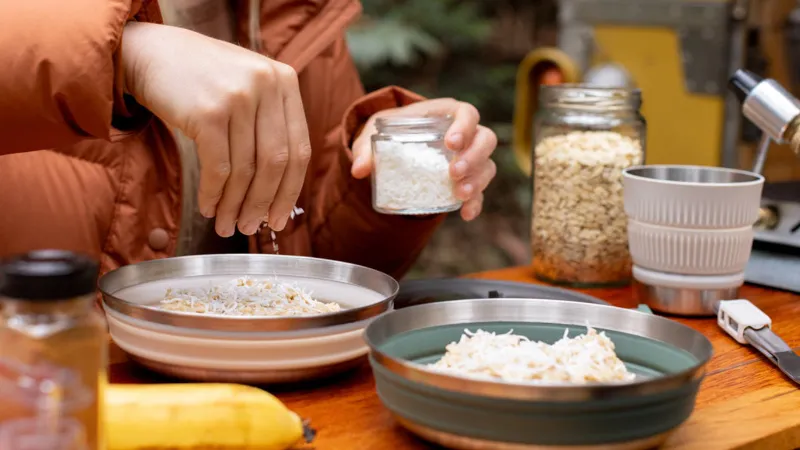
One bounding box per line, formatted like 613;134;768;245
461;192;484;222
215;96;257;237
449;124;495;221
450;126;497;181
237;67;290;235
399;99;480;150
454;159;496;201
445;101;481;151
350;100;479;180
195;116;232;220
267;65;312;232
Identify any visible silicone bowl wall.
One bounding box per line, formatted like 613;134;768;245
105;307;372;384
370;321;704;447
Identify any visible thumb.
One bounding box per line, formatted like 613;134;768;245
351;140;372;179
351;122;376;179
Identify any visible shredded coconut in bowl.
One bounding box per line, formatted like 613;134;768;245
426;326;635;384
158;276;342;317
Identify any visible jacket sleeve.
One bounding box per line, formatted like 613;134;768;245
297;39;446;280
0;0;155;155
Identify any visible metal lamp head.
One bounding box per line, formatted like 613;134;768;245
728;69;800;144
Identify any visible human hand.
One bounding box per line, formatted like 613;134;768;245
121;22;311;237
351;99;497;221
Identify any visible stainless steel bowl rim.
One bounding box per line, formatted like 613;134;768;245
99;254;399;332
623;164;764;187
365;298;713;402
103;304;376;340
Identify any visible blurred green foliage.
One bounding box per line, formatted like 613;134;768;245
346;0;517;126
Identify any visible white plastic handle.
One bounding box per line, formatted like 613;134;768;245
717;299;772;345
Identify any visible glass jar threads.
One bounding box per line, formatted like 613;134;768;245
531;85;646;287
371;116;462;215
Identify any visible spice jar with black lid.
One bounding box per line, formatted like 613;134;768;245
0;249;105;449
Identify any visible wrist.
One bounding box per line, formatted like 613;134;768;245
120;21;156;100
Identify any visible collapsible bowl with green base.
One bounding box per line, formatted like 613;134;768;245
364;298;713;450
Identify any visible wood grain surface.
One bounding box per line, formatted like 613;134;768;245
108;266;800;449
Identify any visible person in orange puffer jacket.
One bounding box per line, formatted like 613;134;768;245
0;0;498;280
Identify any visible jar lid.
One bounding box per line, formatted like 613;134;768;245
540;84;641;111
375;115;453;133
375;115;453;127
0;250;99;301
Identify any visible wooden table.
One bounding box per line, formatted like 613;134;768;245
108;266;800;450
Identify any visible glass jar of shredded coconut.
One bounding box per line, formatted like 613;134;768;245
371;116;462;215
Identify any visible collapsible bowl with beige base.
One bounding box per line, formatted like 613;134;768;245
99;254;398;384
622;165;764;316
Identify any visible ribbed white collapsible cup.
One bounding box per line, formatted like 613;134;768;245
627;219;754;275
623;165;764;229
623;165;763;315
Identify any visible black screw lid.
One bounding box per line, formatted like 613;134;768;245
0;250;99;301
729;69;764;103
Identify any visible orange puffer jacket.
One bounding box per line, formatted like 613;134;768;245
0;0;444;279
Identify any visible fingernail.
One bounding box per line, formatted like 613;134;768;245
239;221;257;236
465;206;479;221
462;208;474;221
202;206;215;218
218;225;234;238
453;160;468;177
448;133;464;150
461;183;474;198
274;215;289;232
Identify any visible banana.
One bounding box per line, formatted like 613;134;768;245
105;383;314;450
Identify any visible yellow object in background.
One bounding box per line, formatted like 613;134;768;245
512;48;580;176
592;26;725;167
512;29;726;171
105;383;310;450
512;0;751;175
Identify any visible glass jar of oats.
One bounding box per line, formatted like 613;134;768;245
531;85;645;287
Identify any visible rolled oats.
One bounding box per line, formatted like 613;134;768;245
532;131;643;285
